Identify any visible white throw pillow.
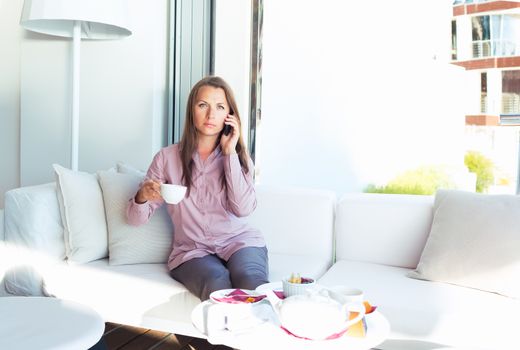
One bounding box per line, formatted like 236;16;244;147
4;182;65;260
53;164;108;264
408;189;520;298
117;162;146;177
97;170;173;265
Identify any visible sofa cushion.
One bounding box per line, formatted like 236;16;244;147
4;183;64;259
246;185;335;271
319;260;520;349
408;189;520;299
43;258;201;336
335;193;434;268
97;171;173;265
53;164;108;264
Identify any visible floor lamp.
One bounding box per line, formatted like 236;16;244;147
20;0;132;171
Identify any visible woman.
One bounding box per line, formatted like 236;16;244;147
127;76;269;301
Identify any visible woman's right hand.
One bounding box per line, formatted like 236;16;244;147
135;179;162;204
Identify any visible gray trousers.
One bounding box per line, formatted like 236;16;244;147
169;246;269;301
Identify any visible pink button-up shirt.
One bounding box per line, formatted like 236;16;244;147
126;144;265;270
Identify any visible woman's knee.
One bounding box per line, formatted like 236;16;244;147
170;256;232;300
228;247;269;289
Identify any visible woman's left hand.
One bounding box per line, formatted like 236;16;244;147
220;114;240;155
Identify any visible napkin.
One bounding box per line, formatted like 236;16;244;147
213;289;267;304
273;290;285;299
364;300;377;314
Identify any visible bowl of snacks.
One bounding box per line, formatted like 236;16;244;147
282;273;316;297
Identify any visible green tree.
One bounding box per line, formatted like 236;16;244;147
365;166;455;195
464;151;494;193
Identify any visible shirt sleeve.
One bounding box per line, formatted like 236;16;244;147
223;153;257;217
126;149;166;226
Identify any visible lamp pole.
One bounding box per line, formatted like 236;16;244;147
71;20;81;171
20;0;132;173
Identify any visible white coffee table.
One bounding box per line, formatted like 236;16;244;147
0;296;105;350
191;283;390;350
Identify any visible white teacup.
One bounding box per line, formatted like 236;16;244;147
329;286;364;302
160;183;187;204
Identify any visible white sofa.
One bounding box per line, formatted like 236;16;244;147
1;185;519;350
0;184;335;338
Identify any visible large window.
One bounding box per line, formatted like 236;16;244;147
481;72;487;113
502;70;520;115
472;14;520;58
472;16;491;57
452;20;457;60
496;15;520;56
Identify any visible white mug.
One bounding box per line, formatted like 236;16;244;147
160;183;187;204
329;286;364;302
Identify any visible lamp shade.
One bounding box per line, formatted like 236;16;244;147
20;0;132;39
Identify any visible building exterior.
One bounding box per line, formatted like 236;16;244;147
451;0;520;193
452;0;520;126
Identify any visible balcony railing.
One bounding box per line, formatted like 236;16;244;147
473;40;519;58
500;114;520;125
473;41;491;58
503;93;520;115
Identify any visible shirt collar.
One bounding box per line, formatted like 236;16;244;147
192;145;222;168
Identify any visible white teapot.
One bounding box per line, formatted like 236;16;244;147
266;288;365;340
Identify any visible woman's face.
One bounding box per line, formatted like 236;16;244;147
193;85;229;137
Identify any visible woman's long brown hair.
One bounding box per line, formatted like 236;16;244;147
179;76;250;194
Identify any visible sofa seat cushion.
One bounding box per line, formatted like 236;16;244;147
43;259;202;336
318;260;520;350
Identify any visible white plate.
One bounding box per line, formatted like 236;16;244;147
255;281;282;294
210;289;266;304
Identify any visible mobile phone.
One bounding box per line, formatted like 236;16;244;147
223;111;233;136
223;124;232;136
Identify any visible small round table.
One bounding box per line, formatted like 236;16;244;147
191;283;390;350
0;296;104;350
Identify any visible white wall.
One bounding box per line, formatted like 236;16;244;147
257;0;467;194
0;0;23;209
18;0;169;187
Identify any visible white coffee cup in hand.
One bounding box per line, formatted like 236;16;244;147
160;183;187;204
